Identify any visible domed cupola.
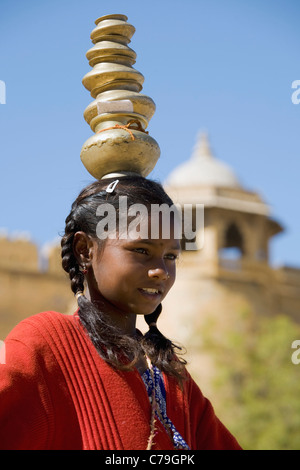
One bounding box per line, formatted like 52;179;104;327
164;130;283;260
166;132;240;189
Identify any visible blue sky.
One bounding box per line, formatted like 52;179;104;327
0;0;299;267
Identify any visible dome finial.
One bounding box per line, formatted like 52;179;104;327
192;130;214;159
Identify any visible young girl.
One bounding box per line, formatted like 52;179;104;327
0;175;241;450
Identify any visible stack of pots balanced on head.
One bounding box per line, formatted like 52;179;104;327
81;14;160;180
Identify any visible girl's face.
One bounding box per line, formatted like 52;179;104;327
87;218;181;322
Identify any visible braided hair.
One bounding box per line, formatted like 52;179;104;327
61;175;186;381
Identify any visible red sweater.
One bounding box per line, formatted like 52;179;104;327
0;311;241;450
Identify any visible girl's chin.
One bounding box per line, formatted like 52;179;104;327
135;310;158;317
91;295;160;317
129;303;161;317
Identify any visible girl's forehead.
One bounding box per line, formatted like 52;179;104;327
95;207;182;245
104;234;181;249
124;211;181;240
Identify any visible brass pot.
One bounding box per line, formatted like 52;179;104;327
80;14;160;180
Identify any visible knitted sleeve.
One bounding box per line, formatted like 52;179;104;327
186;373;242;450
0;319;55;450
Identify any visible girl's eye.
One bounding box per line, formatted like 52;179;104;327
164;253;179;261
132;248;179;259
133;248;148;255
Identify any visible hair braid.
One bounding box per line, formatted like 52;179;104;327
142;305;187;382
61;212;84;295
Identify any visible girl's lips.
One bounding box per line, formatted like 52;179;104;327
138;287;162;300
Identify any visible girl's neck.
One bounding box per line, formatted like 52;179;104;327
91;298;138;337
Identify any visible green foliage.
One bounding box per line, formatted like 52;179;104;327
201;311;300;450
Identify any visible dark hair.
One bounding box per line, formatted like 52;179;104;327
61;175;186;381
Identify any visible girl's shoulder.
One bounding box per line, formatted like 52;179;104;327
6;310;74;334
4;311;79;353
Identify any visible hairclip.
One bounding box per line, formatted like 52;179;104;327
105;179;119;193
75;291;84;301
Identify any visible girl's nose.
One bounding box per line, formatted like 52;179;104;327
148;267;170;280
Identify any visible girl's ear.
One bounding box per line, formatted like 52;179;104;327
73;231;94;267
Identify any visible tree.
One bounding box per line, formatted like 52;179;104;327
200;311;300;450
